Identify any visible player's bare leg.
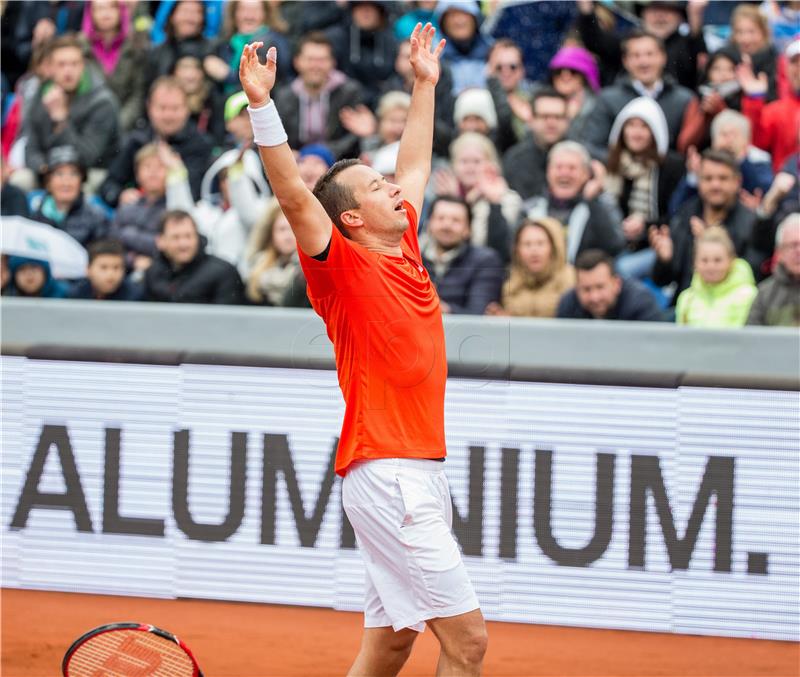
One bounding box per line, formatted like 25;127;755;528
347;626;418;677
427;609;488;676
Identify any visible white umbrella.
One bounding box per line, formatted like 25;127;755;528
0;216;88;279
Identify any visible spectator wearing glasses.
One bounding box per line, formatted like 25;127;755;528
485;38;534;149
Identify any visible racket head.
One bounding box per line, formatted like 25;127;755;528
62;621;203;677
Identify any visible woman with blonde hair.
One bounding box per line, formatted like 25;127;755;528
675;226;758;328
486;217;575;318
729;3;778;101
241;197;299;306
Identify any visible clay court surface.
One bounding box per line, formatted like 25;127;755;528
2;588;798;677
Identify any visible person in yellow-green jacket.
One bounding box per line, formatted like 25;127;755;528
676;225;758;327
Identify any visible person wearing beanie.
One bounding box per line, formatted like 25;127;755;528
453;87;497;136
297;143;334;191
546;45;600;142
605;96;685;278
4;256;69;299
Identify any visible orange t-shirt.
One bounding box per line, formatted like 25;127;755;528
297;201;447;476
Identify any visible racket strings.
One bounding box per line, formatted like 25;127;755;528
66;629;195;676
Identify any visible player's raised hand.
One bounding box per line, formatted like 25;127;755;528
239;42;277;109
409;22;446;86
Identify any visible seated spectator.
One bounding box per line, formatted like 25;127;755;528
523;141;625;263
678;47;742;153
485;37;535;151
203;0;291;96
68;239;145;301
748;212;800;326
502;88;570;200
99;76;213;207
605;97;685;279
728;4;779;101
575;0;706;90
162;142;263;267
452;88;498;140
380;37;455;157
32;146;109;248
486;217;575;318
23;34;120;186
242;197;300;305
173;55;225;145
326;0;398;107
435;0;493;95
556;249;664;321
146;0;212;85
81;0;149;132
675;226;757;327
739;37;800;173
4;256;69;298
108;143;168;273
144;209;245;304
420;196;504;314
583;29;695;161
431;132;521;263
339;91;410;165
271;32;365;159
650;149;764;302
297;144;335;191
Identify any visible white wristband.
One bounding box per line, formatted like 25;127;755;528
248;101;288;147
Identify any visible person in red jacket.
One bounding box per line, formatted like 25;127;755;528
738;37;800;173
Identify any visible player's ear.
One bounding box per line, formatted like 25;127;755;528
341;210;363;228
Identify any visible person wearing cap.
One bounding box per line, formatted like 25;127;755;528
31;145;110;249
296;144;335;191
739;37;800;173
575;0;706;90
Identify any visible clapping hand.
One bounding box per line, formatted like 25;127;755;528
648;224;673;262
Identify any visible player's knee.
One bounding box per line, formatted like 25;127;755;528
386;629;417;656
451;626;488;667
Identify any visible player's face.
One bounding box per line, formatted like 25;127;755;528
341;164;407;237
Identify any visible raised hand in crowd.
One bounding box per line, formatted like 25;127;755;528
339;105;377;138
736;55;769;96
203;54;231;83
42;85;69;123
156;141;184;171
760;172;798;216
689;215;707;239
686;0;708;36
582;160;607;201
31;17;56;47
432;165;461;198
118;188;142;207
699;89;726;115
507;92;533;126
622;214;647;242
649;224;673;262
465;163;509;205
740;188;764;212
685;145;701;176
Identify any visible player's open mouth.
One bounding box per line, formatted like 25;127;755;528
394;201;405;212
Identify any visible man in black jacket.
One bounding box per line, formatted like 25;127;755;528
144;210;244;304
98;76;213;207
557;249;663;321
421;196;504;315
271;32;365;160
582;29;695;161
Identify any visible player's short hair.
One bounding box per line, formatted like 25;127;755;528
575;249;616;274
312;159;361;237
88;239;126;264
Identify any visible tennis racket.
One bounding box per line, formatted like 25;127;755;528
62;622;203;677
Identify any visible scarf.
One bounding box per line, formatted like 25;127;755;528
229;30;262;76
619;150;655;219
256;252;300;306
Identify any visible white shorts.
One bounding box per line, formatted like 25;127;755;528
342;458;480;633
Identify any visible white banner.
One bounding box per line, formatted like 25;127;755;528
2;357;798;640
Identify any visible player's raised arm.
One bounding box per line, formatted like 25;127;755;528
395;23;446;217
239;43;332;256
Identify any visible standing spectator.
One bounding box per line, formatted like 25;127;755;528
144;210;245;304
32;145;109;248
271;32;365;159
728;3;779;101
523;141;625;262
420;196;504;315
435;0;493;95
650;149;763;301
575;0;706;90
739;37;800;173
24;34;120;185
486;217;575;318
146;0;212;85
108;143;168;273
502;89;570;200
747;213;800;326
605;97;685;278
68;239;145;301
326;1;398;107
675;226;757;327
556;249;664;321
242;197;301;306
582;29;695;161
678;46;742;153
98;76;213;207
431;132;521;263
203;0;291;96
4;256;69;299
485;38;535;148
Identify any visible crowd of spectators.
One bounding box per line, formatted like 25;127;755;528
1;0;798;328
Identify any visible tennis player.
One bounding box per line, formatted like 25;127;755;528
239;24;487;677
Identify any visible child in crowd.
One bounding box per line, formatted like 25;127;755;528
4;256;68;298
675;226;758;327
68;239;144;301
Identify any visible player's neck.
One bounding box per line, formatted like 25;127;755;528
355;231;404;258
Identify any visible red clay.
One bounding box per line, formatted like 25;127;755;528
2;588;798;677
